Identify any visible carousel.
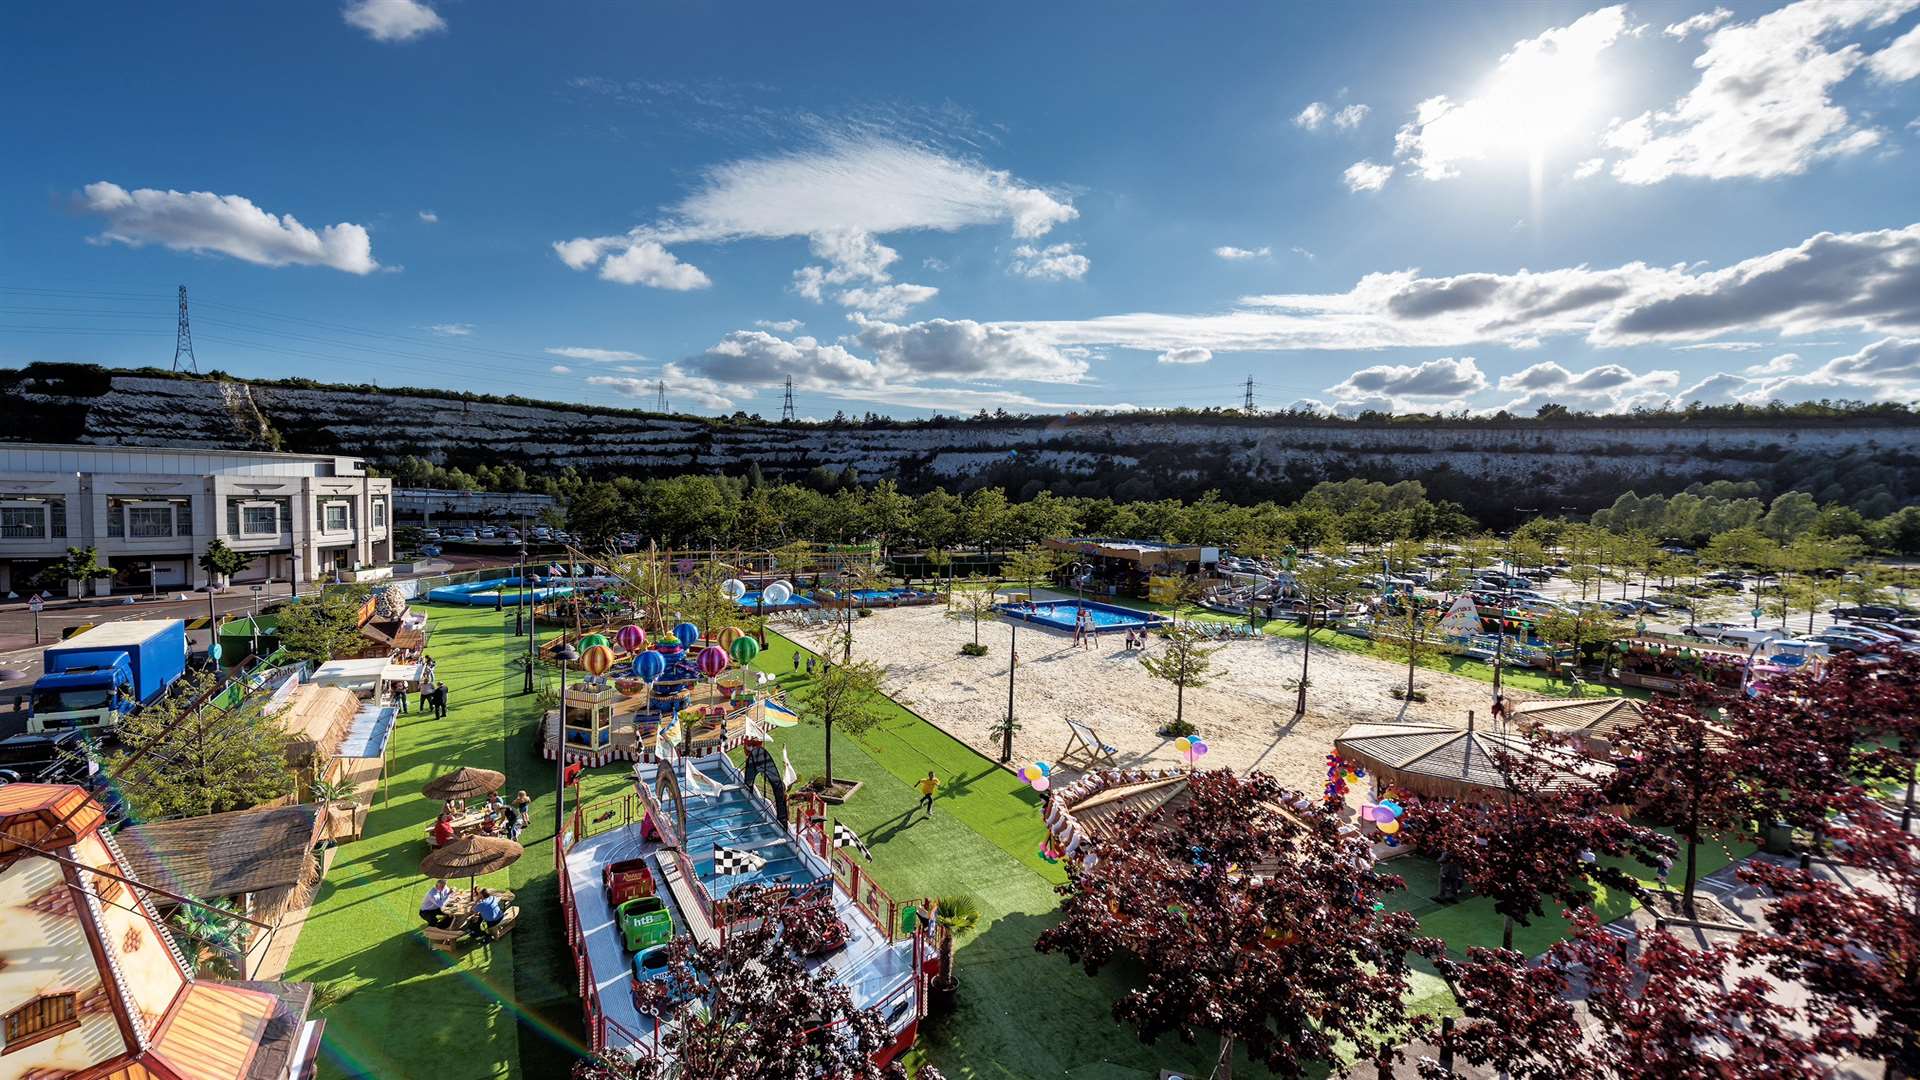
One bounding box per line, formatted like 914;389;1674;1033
541;581;791;767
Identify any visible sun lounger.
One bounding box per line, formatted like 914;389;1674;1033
1058;718;1121;771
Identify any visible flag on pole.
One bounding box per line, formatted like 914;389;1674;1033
762;698;801;728
684;756;722;795
781;747;797;788
711;846;767;876
831;821;873;862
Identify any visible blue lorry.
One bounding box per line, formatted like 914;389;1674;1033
28;619;190;734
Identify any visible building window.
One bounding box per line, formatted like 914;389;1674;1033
323;502;350;532
241;504;280;535
0;504;46;540
126;506;175;539
4;992;79;1054
373;499;387;528
47;499;65;538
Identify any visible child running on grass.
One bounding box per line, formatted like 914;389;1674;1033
916;771;941;818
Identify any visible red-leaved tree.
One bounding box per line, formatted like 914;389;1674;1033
571;886;933;1080
1603;682;1753;919
1034;769;1442;1079
1422;915;1823;1079
1404;745;1674;949
1741;802;1920;1078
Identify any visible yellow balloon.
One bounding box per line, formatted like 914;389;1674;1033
716;626;744;649
1377;819;1401;836
581;644;615;676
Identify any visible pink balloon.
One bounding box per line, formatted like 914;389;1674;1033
1032;777;1050;792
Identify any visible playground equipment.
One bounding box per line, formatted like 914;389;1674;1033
617;895;675;951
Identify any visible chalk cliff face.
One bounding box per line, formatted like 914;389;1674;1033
6;366;1917;510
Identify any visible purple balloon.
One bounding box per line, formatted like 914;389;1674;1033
697;645;729;677
616;624;646;652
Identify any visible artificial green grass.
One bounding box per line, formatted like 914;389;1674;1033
287;604;541;1080
290;604;1683;1080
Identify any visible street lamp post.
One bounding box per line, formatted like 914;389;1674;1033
1003;612;1018;763
552;642;579;842
523;564;537;695
515;542;528;637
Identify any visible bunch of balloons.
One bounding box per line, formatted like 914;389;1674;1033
1323;752;1355;804
1018;760;1054;792
1174;736;1210;765
1359;798;1406;847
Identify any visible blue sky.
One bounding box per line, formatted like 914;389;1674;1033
4;0;1919;419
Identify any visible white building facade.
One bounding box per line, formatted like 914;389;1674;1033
0;443;391;595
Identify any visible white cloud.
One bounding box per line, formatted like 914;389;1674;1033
922;257;949;272
77;181;378;274
549;364;572;374
1743;353;1799;376
849;316;1089;383
589;364;745;412
1664;8;1733;39
597;240;710;289
1157;347;1213;365
1291;246;1315;260
1753;337;1920;400
343;0;445;43
545;346;647;363
1673;340;1767;351
1294;102;1330;130
1328;357;1488;403
836;283;940;319
1214;245;1271;260
417;209;439;224
1869;22;1920;82
754;319;804;333
1606;0;1914;185
427;323;473;336
1009;242;1090;281
1332;104;1371;130
556;137;1077;290
1343;160;1394;192
1394;6;1631;182
1572;157;1605;179
994;222;1920;358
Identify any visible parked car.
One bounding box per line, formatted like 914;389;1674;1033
1849;620;1920;643
1809;632;1878;654
1832;604;1905;622
1684;622;1777;646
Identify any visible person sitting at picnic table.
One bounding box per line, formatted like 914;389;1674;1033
420;879;455;928
430;810;457;848
485;792;505;819
465;888;508;941
478;809;500;836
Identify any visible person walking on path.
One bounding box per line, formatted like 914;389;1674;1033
392;684;410;715
431;681;449;719
916;771;941;818
792;652;801;674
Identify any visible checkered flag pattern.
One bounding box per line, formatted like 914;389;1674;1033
711;846;767;876
831;821;873;862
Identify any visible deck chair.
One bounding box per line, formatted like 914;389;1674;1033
1058;718;1121;772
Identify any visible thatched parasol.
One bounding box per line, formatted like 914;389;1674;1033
421;767;506;802
420;835;522;880
1333;718;1610;803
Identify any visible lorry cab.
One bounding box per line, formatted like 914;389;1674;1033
29;654;135;733
28;619;187;735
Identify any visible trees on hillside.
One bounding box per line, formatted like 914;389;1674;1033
1036;770;1440;1080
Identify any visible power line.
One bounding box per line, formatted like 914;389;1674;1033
655;379;670;413
171;285;198;373
781;375;796;423
1243;374;1256;414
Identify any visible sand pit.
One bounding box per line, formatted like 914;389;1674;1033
784;593;1508;795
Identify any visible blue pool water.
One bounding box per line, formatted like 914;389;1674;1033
734;590;817;608
997;599;1170;632
848;588;911;601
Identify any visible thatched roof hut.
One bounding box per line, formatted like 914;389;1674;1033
1511;697;1647;758
1333;719;1611;802
118;803;323;909
275;684;359;767
1042;767;1354;863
